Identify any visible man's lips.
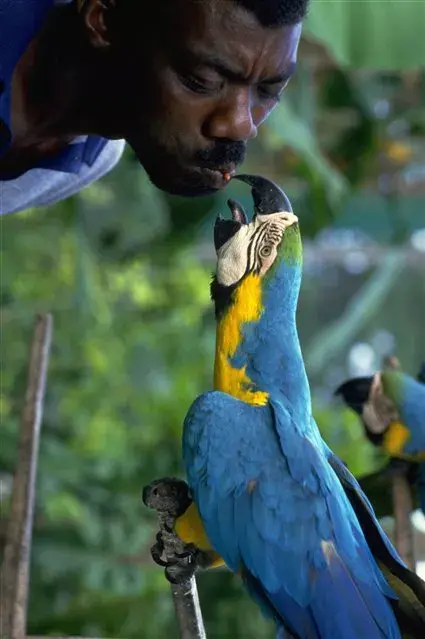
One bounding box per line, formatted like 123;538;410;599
196;165;237;189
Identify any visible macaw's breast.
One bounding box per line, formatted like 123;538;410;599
213;273;269;406
382;421;411;457
383;420;425;461
174;502;225;568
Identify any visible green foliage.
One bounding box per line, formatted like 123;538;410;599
305;252;406;377
262;100;349;230
305;0;425;70
314;404;380;478
1;167;215;636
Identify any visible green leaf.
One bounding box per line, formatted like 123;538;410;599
305;0;425;70
263;101;348;205
44;492;86;524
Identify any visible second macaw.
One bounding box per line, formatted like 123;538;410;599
175;175;425;638
336;365;425;461
336;363;425;515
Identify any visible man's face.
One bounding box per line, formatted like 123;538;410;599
108;1;301;196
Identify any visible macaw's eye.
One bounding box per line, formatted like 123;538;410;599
260;245;273;258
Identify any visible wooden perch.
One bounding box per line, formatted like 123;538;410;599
170;580;206;639
382;354;416;571
1;315;53;639
392;473;415;570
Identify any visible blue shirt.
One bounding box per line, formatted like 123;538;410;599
0;0;125;214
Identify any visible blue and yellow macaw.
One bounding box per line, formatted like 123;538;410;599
177;175;425;638
336;366;425;461
336;364;425;515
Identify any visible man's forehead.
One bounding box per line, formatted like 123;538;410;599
169;0;300;38
166;0;301;79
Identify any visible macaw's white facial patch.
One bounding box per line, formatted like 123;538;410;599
216;211;298;287
362;372;399;434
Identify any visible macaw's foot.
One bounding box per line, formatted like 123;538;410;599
150;528;200;584
142;477;200;584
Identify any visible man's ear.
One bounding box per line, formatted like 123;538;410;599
77;0;115;48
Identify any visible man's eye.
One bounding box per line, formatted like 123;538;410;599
180;73;221;96
257;83;286;103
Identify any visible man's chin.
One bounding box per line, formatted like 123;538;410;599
132;149;230;196
156;180;219;197
145;168;224;197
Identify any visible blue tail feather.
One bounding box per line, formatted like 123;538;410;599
306;546;400;639
244;541;401;639
265;547;400;639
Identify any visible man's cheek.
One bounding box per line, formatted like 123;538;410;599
254;103;278;128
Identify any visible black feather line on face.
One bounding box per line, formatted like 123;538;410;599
362;427;385;447
211;224;270;317
210;275;239;319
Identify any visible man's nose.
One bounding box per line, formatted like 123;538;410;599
203;89;258;142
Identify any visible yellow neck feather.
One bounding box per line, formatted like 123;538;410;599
382;420;425;461
213;273;268;406
382;421;410;457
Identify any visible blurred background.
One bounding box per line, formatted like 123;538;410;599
1;2;425;637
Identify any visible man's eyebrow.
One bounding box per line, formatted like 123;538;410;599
190;51;297;85
261;61;297;85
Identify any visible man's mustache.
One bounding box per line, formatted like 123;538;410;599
195;141;246;168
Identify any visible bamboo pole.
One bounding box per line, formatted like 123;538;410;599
1;315;53;639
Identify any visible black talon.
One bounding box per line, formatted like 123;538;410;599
151;543;168;567
162;522;174;534
174;549;196;560
232;174;293;215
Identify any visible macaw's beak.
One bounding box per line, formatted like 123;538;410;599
334;376;374;414
214;198;249;251
214;174;292;251
232;174;293;215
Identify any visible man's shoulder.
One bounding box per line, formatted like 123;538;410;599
84;137;126;177
0;1;57;150
0;138;126;216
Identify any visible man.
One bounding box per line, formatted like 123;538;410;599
0;0;308;215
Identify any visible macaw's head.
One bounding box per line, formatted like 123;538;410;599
211;174;301;318
335;373;400;446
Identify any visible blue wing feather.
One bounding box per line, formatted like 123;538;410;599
183;390;402;639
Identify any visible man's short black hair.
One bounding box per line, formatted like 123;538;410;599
235;0;310;27
106;0;310;38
